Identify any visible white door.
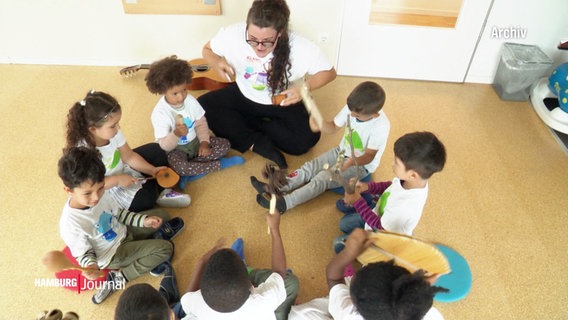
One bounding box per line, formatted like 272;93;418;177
338;0;493;82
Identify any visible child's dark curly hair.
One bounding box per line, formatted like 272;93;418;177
58;147;105;189
145;55;193;95
350;260;448;320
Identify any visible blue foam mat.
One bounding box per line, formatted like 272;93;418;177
433;244;472;302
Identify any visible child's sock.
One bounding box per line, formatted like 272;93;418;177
220;156;245;169
178;173;207;189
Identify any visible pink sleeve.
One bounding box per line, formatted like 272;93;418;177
194;117;211;143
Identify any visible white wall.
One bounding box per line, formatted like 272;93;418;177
0;0;342;67
465;0;568;83
0;0;566;83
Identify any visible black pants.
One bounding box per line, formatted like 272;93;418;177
129;143;169;212
198;84;320;157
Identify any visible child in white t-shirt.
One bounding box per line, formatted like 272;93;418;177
146;56;244;189
58;147;185;305
334;131;446;253
251;81;390;214
65;90;191;211
288;229;446;320
177;211;298;320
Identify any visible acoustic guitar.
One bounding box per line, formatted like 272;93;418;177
119;58;232;91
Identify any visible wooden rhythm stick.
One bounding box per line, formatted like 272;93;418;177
298;79;324;129
357;231;451;276
261;164;287;234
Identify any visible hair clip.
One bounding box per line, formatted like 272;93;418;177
79;99;86;106
89;89;96;94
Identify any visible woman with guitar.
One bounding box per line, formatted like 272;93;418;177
198;0;336;170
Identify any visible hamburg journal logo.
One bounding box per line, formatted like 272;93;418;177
34;274;124;294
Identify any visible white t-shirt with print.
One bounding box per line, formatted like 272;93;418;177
59;192;127;268
89;130;143;209
151;94;205;145
180;272;286;320
368;177;428;236
209;22;333;105
333;105;390;173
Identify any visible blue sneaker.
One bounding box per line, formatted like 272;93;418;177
150;260;169;277
336;198;356;214
336;193;376;214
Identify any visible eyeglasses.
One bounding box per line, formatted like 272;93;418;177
245;31;278;48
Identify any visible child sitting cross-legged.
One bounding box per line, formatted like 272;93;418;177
176;211;298;320
334;131;446;253
251;81;390;214
57;147;185;304
145;56;244;189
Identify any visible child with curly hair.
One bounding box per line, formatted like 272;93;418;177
145;56;244;189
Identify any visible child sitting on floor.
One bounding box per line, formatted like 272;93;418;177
334;131;446;253
251;81;390;214
177;212;298;320
58;147;185;304
325;228;447;320
65;90;190;211
145;56;244;189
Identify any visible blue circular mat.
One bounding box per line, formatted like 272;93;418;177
433;244;472;302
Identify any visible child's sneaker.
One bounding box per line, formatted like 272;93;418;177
158;262;180;305
91;270;126;304
153;217;185;241
336;193;377;214
256;192;287;214
336;198;356;214
150;260;170;277
250;176;268;194
156;189;190;207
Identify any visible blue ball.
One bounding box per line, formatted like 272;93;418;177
558;88;568;113
548;62;568;95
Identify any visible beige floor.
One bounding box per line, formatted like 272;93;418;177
1;64;567;319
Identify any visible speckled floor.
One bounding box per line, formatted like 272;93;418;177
1;64;567;319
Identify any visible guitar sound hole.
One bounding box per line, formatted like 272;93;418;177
193;65;209;73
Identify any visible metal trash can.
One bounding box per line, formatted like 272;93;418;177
492;42;553;101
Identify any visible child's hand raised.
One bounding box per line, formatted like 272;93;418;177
143;216;163;229
266;209;281;234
